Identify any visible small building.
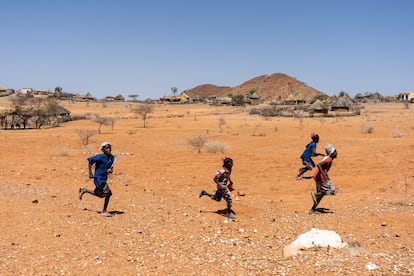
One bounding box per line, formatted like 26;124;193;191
307;99;328;114
398;92;414;102
330;96;354;112
160;92;190;103
284;94;306;105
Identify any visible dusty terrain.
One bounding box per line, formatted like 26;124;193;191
0;101;413;275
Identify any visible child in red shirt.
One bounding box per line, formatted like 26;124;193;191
309;144;338;214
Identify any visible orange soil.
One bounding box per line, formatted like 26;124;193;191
0;101;413;275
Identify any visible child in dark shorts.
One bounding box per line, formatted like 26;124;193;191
199;157;235;219
297;132;323;180
79;142;115;217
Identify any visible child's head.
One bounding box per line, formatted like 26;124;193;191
325;144;337;158
223;157;233;171
101;141;112;153
311;132;319;142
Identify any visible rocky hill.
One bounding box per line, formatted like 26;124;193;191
185;73;326;101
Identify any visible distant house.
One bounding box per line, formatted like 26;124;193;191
160;92;190;103
114;94;125;101
330;96;354;112
0;86;13;97
284;94;306;105
74;92;96;102
398;92;414;102
56;106;71;122
19;88;33;95
307;99;328;114
33;89;52;96
355;92;383;103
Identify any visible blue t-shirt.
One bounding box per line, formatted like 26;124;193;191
87;153;115;188
300;141;316;161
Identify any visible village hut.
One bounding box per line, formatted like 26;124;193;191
284;94;306;105
114;94;125;101
307;99;328;114
330;96;354;112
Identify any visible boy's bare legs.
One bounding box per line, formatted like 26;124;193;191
199;190;212;198
79;187;95;200
309;192;324;214
78;188;113;217
101;194;112;217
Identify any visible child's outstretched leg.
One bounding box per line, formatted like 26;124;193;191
309;192;324;214
199;189;212;198
297;167;308;179
78;187;95;200
223;192;235;219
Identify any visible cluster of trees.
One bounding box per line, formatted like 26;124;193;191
0;95;68;129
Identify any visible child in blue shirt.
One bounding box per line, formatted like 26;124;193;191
79;142;115;217
297;132;323;180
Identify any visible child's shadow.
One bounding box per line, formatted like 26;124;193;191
97;210;125;216
315;208;334;214
200;208;236;217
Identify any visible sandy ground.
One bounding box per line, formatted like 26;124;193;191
0;101;413;275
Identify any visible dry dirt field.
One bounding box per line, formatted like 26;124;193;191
0;100;413;275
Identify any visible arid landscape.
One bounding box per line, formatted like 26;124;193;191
0;100;413;275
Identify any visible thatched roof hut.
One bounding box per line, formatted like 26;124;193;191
330;96;354;111
307;99;328;113
285;94;306;105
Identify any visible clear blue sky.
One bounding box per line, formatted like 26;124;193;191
1;0;413;99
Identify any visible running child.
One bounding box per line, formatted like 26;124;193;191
297;132;323;180
309;144;338;214
199;157;235;219
79;141;115;217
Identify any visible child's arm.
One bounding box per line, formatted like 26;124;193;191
214;173;227;189
227;177;234;191
317;161;329;180
88;162;94;178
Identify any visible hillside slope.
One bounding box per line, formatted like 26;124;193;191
185;73;326;101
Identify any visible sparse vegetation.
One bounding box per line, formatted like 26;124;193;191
186;134;207;153
361;124;375;134
94;116;114;134
218;117;226;133
131;103;154;128
252;124;266;136
393;126;405;138
76;129;97;148
205;141;227;153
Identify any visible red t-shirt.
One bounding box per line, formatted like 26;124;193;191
313;156;333;183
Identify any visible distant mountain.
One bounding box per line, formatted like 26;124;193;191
184;73;326;101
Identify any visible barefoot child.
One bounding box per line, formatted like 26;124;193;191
309;144;338;214
199;157;235;219
297;132;324;180
79;142;115;217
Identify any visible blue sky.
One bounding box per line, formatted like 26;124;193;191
1;0;413;99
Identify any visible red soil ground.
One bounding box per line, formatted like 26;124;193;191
0;101;412;275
